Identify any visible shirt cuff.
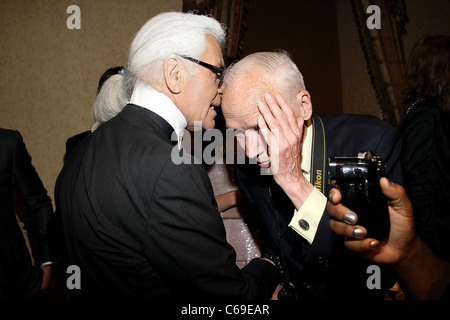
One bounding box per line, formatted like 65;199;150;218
288;187;327;244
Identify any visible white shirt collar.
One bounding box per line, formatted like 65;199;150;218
129;79;187;144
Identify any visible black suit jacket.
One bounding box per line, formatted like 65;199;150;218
235;113;403;300
64;130;91;161
55;104;279;300
0;129;54;299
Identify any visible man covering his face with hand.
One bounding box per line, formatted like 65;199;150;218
219;51;403;300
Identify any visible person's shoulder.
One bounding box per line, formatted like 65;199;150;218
404;97;440;117
160;148;208;175
66;130;91;145
151;148;214;198
120;134;176;175
316;112;393;132
0;128;22;140
399;97;441;130
0;128;23;152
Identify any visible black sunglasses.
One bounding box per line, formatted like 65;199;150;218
178;55;225;88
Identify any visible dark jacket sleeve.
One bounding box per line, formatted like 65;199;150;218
142;158;280;300
11;131;54;265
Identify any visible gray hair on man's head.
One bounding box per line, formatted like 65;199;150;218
224;50;306;107
93;11;227;124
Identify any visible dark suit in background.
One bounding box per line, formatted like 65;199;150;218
55;104;279;299
236;113;403;300
0;129;54;299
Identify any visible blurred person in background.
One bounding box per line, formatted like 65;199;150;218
0;129;55;299
399;35;450;261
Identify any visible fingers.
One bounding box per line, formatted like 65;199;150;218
259;93;286;127
257;114;269;144
270;93;301;137
327;188;374;242
327;188;357;224
40;265;52;290
328;187;342;204
328;209;379;252
327;200;368;241
328;178;413;259
327;194;381;252
256;102;274;157
257;96;278;133
270;284;282;300
344;237;381;253
257;93;302;143
329;218;367;239
245;123;263;152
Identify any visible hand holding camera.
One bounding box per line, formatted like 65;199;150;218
328;167;450;300
327;152;416;265
328;151;390;241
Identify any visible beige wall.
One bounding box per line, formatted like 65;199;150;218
0;0;182;203
336;0;380;118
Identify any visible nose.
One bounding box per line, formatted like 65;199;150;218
246;145;266;161
212;93;221;107
244;130;266;159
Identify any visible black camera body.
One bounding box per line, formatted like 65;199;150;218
328;152;390;240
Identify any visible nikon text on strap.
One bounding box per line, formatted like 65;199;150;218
310;114;326;193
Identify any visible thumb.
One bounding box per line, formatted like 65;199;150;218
379;177;413;219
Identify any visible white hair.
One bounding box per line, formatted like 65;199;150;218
224;50;306;107
93;11;227;124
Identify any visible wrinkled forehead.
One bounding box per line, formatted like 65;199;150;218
222;72;272;130
222;85;265;129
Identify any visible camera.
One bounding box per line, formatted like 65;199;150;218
328;151;390;240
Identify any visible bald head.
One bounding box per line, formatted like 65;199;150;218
221;51;309;130
224;51;305;91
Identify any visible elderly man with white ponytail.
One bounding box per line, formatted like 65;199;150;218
55;12;280;300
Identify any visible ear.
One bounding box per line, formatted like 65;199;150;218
296;90;313;120
163;56;183;94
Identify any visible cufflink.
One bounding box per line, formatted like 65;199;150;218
298;219;310;231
